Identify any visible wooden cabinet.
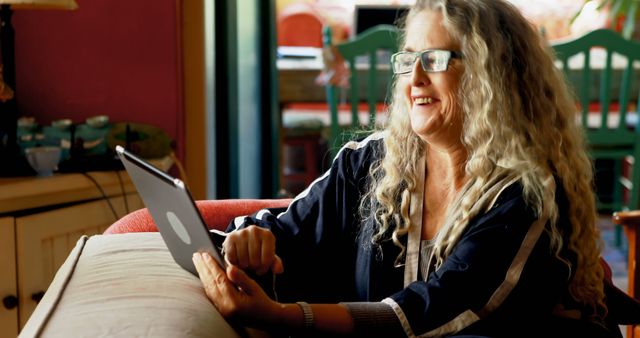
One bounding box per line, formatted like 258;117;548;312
0;217;17;338
16;194;143;328
0;172;143;337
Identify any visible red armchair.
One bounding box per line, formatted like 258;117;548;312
103;199;292;234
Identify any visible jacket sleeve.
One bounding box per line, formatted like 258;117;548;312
225;137;382;302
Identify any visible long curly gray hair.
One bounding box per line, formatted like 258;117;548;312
359;0;604;315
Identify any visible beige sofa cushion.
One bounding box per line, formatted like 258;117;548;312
20;233;265;338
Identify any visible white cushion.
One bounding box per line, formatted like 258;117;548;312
20;233;267;338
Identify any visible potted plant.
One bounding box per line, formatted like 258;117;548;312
575;0;640;39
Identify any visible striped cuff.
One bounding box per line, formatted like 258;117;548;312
341;301;405;337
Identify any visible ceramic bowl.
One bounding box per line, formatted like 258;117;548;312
17;116;37;131
86;115;109;129
52;119;73;131
24;146;62;177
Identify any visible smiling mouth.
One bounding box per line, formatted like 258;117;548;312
414;97;434;105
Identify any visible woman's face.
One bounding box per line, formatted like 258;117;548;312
400;10;464;147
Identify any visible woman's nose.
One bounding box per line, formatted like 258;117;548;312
410;58;431;86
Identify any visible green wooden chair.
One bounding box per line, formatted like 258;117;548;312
552;29;640;246
323;24;399;157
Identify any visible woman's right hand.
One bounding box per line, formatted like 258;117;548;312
222;225;284;276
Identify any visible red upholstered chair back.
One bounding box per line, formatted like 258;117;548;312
104;199;293;234
277;3;323;47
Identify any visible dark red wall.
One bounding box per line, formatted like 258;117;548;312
12;0;184;159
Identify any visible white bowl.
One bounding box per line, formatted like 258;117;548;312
25;146;62;177
52;119;73;131
17;116;37;131
86;115;109;128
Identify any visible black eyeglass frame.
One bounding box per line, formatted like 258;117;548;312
391;49;463;74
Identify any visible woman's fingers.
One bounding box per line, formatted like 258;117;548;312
224;227;251;269
245;226;275;274
193;252;244;316
193;251;278;326
193;252;223;301
223;240;241;268
271;255;284;275
256;231;276;275
235;232;251;269
247;228;264;273
223;226;281;275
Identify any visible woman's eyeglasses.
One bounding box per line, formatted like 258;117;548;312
391;50;463;74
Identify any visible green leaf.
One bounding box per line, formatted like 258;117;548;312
574;0;640;39
622;0;634;13
610;0;631;18
573;0;612;25
596;0;612;11
622;0;639;38
570;4;584;24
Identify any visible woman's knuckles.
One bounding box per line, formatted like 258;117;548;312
214;272;227;286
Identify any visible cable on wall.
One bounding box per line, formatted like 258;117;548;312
115;170;129;215
82;172;119;221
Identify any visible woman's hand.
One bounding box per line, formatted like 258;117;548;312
193;252;357;335
192;251;283;328
222;225;284;276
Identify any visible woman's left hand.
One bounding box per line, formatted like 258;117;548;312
192;252;282;328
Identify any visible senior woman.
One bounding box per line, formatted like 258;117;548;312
192;0;618;337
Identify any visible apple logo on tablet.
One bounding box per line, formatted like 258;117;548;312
166;211;191;244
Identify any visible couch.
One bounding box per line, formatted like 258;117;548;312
19;198;640;337
19;199;291;338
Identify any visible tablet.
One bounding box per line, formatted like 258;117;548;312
115;145;225;276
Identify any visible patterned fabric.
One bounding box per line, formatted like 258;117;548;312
419;238;436;281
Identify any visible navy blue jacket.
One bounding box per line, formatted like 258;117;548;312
227;134;619;337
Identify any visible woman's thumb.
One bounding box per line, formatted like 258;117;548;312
227;265;259;294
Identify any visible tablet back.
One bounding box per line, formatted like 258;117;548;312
116;145;224;275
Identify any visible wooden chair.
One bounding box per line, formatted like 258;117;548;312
323;24;399;157
552;29;640;246
612;210;640;337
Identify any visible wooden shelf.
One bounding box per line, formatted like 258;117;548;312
0;171;137;214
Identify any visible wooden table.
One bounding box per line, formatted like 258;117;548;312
277;50;326;103
277;47;393;104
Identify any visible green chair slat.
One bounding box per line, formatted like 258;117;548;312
349;60;359;129
619;60;634;132
582;50;591;125
368;49;378;127
323;24;399;157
